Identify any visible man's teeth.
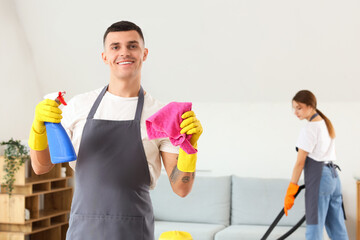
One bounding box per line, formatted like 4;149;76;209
118;62;132;65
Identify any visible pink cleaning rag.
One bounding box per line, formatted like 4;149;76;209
146;102;197;154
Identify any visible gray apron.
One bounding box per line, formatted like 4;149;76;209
66;85;154;240
303;155;323;225
302;151;345;225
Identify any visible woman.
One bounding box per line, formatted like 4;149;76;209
284;90;348;240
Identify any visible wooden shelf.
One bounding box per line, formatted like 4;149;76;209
28;221;68;235
2;184;72;196
26;210;70;223
25;176;72;185
0;158;73;240
28;187;73;197
357;181;360;240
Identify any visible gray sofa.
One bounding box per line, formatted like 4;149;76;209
150;174;306;240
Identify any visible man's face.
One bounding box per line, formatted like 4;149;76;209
102;30;148;81
292;101;313;120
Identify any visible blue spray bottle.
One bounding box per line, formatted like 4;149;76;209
44;91;77;164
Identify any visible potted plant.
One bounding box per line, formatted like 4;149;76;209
0;138;30;196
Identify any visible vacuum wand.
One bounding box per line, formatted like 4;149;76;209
260;185;305;240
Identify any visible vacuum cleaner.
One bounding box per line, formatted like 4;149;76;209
260;185;306;240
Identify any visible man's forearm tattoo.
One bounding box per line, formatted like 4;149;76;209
171;155;195;184
170;167;195;184
170;166;181;183
182;176;190;183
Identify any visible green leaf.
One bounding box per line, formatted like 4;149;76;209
1;138;29;196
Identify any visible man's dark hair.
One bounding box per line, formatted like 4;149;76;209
103;21;144;45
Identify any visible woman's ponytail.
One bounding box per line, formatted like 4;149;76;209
316;109;336;139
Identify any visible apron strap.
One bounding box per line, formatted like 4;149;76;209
87;85;108;120
87;85;145;121
309;113;319;121
341;195;347;220
324;161;340;178
134;86;144;121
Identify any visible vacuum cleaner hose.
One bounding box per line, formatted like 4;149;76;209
260;185;305;240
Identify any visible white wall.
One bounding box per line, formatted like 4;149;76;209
12;0;360;102
0;0;359;239
0;0;41;142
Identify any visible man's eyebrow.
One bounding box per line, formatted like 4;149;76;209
109;41;139;47
109;42;120;47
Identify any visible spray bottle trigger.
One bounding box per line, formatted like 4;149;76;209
57;91;67;106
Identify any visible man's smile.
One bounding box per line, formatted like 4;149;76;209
117;60;134;65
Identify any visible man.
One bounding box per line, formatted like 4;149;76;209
28;21;202;240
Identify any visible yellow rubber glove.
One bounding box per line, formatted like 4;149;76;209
159;231;193;240
177;111;203;172
28;99;62;151
284;182;299;216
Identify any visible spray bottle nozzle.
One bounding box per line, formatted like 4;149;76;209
57;91;67;106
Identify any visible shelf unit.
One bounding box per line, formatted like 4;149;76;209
0;156;73;240
357;180;360;240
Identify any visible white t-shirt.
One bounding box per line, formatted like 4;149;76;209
61;87;179;189
296;120;336;162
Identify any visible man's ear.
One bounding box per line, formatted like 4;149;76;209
101;52;108;64
143;48;149;61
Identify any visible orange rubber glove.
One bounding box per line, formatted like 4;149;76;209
284;182;299;216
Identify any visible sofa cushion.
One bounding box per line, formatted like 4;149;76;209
155;221;226;240
231;176;305;226
214;225;306;240
151;174;231;226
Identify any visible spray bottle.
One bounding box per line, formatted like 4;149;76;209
43;91;77;164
